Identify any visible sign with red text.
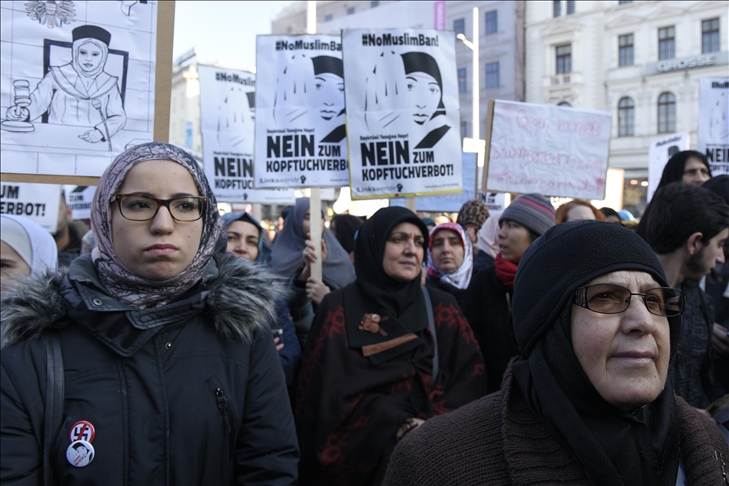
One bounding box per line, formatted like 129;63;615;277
483;101;611;199
343;28;462;199
198;65;294;203
253;35;349;188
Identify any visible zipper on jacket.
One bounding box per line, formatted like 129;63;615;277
214;387;232;435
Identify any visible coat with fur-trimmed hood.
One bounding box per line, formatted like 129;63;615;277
1;253;299;485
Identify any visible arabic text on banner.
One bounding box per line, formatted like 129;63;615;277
253;35;349;188
343;28;462;199
485;101;611;200
198;65;294;204
699;78;729;175
1;1;158;177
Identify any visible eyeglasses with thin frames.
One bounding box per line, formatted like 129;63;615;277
112;194;207;222
573;283;684;317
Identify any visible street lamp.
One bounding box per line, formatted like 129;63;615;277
457;7;482;195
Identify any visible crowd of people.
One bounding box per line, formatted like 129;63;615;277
1;143;728;485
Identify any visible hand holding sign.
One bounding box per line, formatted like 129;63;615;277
273;53;313;126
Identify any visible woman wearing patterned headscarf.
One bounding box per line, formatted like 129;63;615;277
425;222;473;307
1;142;298;484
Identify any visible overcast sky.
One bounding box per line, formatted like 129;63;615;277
173;1;296;71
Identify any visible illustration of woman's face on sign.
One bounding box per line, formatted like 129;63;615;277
311;56;344;121
77;41;104;73
400;52;445;126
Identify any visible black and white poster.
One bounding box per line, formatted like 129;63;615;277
198;65;294;204
254;35;349;188
1;0;159;177
699;78;729;175
343;28;462;199
0;182;61;232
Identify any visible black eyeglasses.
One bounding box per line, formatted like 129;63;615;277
112;194;207;222
573;283;684;317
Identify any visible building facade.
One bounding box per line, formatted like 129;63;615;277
526;0;728;214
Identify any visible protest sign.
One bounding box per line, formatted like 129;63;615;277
343;28;462;199
0;182;61;232
647;131;690;201
198;65;294;204
391;153;506;212
483;100;611;200
65;185;96;220
1;1;173;182
253;35;349;189
699;78;729;175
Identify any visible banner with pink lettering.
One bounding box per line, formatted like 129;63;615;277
483;101;611;199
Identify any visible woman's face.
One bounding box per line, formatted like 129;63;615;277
430;229;464;274
565;205;596;223
313;73;344;121
111;160;203;281
226;220;260;262
382;222;425;282
405;72;441;125
571;271;671;411
0;240;31;290
497;220;532;264
682;158;711;187
77;41;104;73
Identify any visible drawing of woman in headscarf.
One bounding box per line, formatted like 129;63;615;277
4;25;126;144
401;51;450;149
311;56;345;143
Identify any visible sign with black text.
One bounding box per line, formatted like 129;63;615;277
254;35;349;188
198;65;294;203
0;182;61;232
343;28;462;199
699;78;729;175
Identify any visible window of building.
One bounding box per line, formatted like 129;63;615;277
658;26;675;60
619;34;634;67
371;1;379;7
619;0;633;4
454;18;465;36
485;10;498;34
461;119;469;138
702;18;720;53
618;97;635;136
657;92;676;134
567;0;575;15
486;62;500;89
347;7;355;15
324;14;333;22
556;44;572;74
558;102;571;107
553;0;561;17
458;68;467;93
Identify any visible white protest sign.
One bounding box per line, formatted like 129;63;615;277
484;101;611;199
699;78;729;175
647;131;690;201
0;182;61;232
343;28;462;199
65;185;96;220
198;65;294;204
253;35;349;188
1;1;159;177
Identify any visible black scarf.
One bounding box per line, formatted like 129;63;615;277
344;207;430;365
511;221;681;486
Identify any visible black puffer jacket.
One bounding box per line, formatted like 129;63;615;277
1;254;299;485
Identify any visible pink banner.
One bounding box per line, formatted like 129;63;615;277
434;1;446;30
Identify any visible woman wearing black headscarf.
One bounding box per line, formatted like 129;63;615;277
400;52;450;149
295;207;486;486
384;221;729;486
637;150;712;237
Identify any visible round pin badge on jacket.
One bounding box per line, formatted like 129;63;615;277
67;440;95;467
69;420;96;443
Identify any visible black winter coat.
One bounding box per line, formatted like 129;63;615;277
1;254;299;485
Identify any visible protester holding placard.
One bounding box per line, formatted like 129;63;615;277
295;206;486;486
425;222;473;307
1;143;298;484
462;194;555;393
0;214;58;290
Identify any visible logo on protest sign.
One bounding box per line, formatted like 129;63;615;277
254;35;349;188
198;65;294;204
344;28;462;199
0;182;62;232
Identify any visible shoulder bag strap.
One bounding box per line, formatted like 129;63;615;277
421;286;438;381
44;333;64;486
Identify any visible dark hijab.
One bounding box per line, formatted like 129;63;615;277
222;212;271;265
330;214;364;254
657;150;711;189
400;51;445;117
344;207;430;364
511;221;680;486
270;198;355;289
